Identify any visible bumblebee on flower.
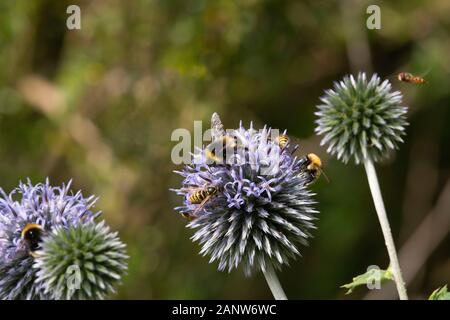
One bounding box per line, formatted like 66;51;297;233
172;113;319;277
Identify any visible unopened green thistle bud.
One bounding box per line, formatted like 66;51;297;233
34;221;128;300
315;73;408;164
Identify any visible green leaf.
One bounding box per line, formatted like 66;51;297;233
341;267;393;294
429;285;450;300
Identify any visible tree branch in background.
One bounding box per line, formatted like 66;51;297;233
17;74;138;226
339;0;373;74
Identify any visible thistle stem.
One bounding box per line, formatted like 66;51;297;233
364;158;408;300
262;264;287;300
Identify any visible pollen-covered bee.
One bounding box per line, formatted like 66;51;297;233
300;153;329;184
21;223;44;257
397;72;427;84
182;186;220;220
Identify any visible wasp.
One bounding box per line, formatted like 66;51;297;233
300;153;329;184
181;186;220;220
397;72;427;84
21;223;44;257
188;186;219;204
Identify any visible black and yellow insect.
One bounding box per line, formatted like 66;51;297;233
182;186;220;220
205;149;221;163
188;186;219;204
21;223;44;257
301;153;329;184
273;134;303;157
205;135;237;165
397;72;427;84
275;134;290;149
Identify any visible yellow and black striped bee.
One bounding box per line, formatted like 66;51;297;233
188;186;219;204
275;134;290;150
182;186;220;220
301;153;329;184
273;133;303;159
397;72;427;84
21;223;44;257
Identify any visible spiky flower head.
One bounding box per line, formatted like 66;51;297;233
0;179;127;300
172;114;318;275
34;221;128;300
315;73;408;164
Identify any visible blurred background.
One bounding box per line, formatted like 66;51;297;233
0;0;449;299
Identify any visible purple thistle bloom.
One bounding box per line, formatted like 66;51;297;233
0;178;100;299
172;114;318;275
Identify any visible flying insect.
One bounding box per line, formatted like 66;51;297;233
397;72;427;84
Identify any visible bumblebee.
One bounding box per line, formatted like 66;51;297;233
21;223;44;257
205;135;237;165
301;153;329;184
397;72;427;84
205;149;221;163
182;186;220;220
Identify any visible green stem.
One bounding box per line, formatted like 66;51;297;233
262;264;287;300
364;158;408;300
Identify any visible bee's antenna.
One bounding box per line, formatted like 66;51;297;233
320;168;330;183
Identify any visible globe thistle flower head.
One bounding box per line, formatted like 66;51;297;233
0;255;45;300
315;73;408;164
0;179;127;300
34;221;128;300
173;115;318;275
0;179;99;299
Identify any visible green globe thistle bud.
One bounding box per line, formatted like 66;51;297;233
315;73;408;164
34;221;128;300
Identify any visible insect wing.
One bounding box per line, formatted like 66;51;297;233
211;112;226;140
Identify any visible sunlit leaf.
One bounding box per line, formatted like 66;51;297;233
341;267;393;294
429;285;450;300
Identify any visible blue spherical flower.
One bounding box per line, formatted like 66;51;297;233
0;179;127;300
173;115;318;275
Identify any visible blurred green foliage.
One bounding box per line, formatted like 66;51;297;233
0;0;449;299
